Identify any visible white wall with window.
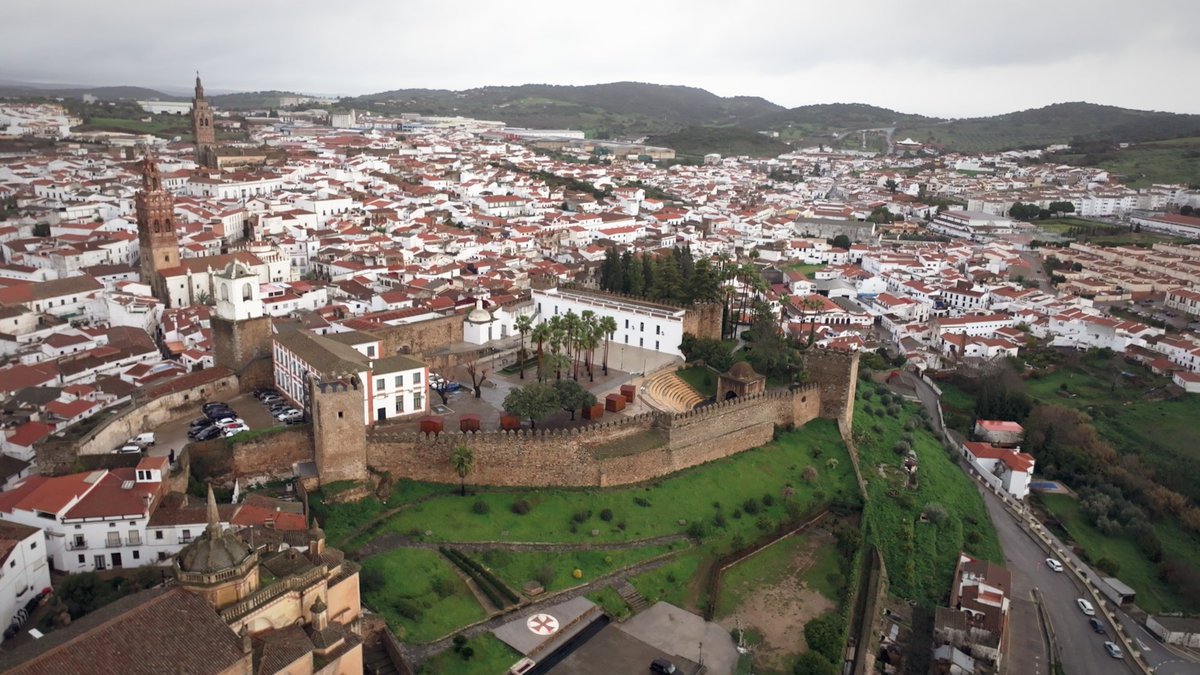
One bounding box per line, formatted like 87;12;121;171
532;287;686;356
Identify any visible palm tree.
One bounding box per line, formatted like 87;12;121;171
560;311;582;380
547;315;567;380
450;445;475;497
514;314;533;380
531;322;551;381
579;315;601;382
599;315;617;376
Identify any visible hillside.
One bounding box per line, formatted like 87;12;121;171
755;103;939;142
646;126;791;159
209;90;309;110
0;84;180;101
351;81;784;136
893;102;1200;153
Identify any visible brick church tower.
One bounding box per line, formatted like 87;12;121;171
135;151;181;305
192;73;216;168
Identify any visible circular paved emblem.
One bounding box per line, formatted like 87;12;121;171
526;613;559;636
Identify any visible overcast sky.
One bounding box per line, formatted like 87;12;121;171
3;0;1198;118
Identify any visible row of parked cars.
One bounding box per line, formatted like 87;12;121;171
187;402;250;441
255;388;304;423
113;432;156;454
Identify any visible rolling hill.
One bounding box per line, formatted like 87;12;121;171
646;126;792;159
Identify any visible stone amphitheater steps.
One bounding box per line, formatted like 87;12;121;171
616;581;650;613
646;371;706;412
363;643;401;675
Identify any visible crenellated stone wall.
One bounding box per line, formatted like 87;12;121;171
313;348;858;491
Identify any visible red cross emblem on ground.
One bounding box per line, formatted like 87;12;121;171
526;613;559;636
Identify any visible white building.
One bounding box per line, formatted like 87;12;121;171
962;441;1035;500
0;522;50;635
0;458;186;573
273;329;428;424
532;286;686;356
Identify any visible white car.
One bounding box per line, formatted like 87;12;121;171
276;409;303;421
1103;641;1123;659
1077;598;1095;616
114;444;143;454
1046;558;1063;572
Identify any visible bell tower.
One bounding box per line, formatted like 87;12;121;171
135;150;181;304
192;72;216;168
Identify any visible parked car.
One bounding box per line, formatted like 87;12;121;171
276;409;303;422
202;402;229;414
188;425;216;440
1089;617;1106;634
193;426;222;441
204;407;236;420
128;432;156;446
189;417;211;428
1077;598;1095;616
650;659;677;674
284;416;307;426
1045;558;1063;573
253;388;279;400
1103;641;1123;659
114;444;143;454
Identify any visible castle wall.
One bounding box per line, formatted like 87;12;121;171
311;380;367;486
188;428;314;484
316;348;857;490
212;315;275;393
370;314;464;358
681;302;723;342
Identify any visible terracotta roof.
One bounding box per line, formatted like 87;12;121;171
0;587;247;675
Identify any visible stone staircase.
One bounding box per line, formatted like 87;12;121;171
645;371;706;412
363;642;402;675
617;581;650;613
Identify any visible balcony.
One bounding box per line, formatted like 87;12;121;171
126;536;142;546
104;538;122;548
67;539;88;551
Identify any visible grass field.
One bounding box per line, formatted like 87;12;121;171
416;633;519;675
1037;493;1200;614
351;419;855;547
676;365;717;397
714;531;844;618
1055;137;1200;189
477;545;678;595
784;262;826;278
586;586;631;620
853;391;1002;606
360;549;488;643
1035;218;1124;237
1021;358;1200;501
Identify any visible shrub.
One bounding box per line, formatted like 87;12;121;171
804;613;845;663
431;576;456;599
599;508;614;522
617;521;627;530
687;521;707;540
460;646;474;661
802;466;819;483
536;564;556;588
743;499;760;515
471;499;490;515
792;651;837;675
452;634;467;652
361;566;385;593
634;496;651;508
1096;557;1121;576
756;516;771;531
511;499;531;515
762;494;775;507
731;509;743;519
713;511;727;528
893;440;912;456
397;599;423;622
572;509;592;523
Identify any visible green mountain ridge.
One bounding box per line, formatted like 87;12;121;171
4;80;1199;154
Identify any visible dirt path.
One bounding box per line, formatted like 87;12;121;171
717;529;838;672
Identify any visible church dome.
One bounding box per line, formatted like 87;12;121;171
466;299;492;324
177;485;255;575
726;361;761;381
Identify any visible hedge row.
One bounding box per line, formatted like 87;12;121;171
440;547;520;608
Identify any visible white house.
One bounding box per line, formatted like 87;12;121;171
0;458;185;573
273;329;428;424
0;522;50;636
962;441;1035;500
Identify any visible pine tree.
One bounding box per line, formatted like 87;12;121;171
619;250;634;293
628;254;645;296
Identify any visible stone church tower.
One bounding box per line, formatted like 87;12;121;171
192;73;216;168
135;151;180;304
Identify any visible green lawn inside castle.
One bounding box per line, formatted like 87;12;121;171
312;418;858;653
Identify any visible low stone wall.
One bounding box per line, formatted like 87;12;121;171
37;368;239;474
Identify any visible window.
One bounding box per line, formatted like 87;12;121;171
78;554;85;564
656;325;661;335
366;345;376;357
376;378;385;390
30;541;36;550
106;532;120;547
640;322;644;332
181;529;191;542
132;550;140;560
155;530;163;540
655;341;660;350
396;398;404;413
414;371;421;384
337;411;344;419
413;392;423;410
395;375;403;387
625;319;629;329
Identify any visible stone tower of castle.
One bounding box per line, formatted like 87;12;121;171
192;73;216;168
311;376;368;485
211;261;274;391
135;150;181;305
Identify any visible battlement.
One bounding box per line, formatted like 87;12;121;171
313;376;360;394
369;411;664;444
552;281;721;312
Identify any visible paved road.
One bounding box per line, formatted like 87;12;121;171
979;485;1133;674
147;392;280;460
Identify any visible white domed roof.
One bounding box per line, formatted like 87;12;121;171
466;306;492;324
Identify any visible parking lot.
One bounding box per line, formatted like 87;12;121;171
145;392;284;460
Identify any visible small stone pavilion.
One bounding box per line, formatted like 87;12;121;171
718;361;766;400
